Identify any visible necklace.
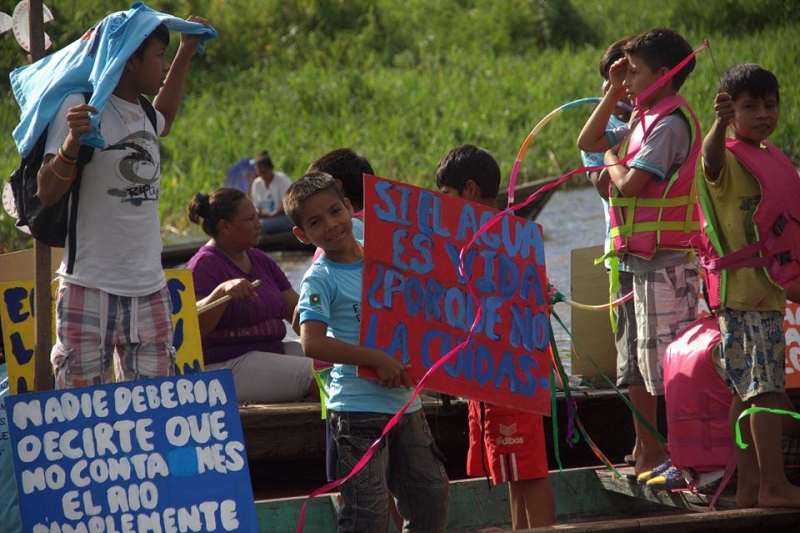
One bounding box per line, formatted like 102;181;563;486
108;97;146;139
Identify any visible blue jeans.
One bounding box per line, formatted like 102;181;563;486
260;214;294;234
330;409;450;533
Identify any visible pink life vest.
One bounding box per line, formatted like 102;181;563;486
608;95;702;260
664;316;732;472
698;139;800;310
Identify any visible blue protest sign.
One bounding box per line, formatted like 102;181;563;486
5;370;257;533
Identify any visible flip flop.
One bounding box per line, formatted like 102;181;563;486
637;459;673;484
624;454;636;467
646;466;688;491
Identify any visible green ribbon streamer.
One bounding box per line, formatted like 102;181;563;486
312;368;331;420
578;346;666;445
550;365;563;472
735;406;800;449
551;310;620;476
551;291;666;445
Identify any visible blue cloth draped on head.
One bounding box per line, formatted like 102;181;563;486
10;1;218;157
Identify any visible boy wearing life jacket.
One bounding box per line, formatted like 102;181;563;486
577;28;702;477
700;64;800;509
436;144;555;530
580;37;642;469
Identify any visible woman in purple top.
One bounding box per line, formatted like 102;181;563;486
187;188;317;402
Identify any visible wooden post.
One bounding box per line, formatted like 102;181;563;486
29;0;54;393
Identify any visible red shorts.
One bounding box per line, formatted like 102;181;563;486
466;400;549;484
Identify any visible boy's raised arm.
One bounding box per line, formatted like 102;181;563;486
300;320;412;389
153;15;211;136
702;92;735;182
578;57;628;152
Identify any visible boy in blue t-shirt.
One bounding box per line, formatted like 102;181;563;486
284;172;450;532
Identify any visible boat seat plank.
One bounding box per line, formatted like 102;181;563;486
595;467;737;512
238;397;466;463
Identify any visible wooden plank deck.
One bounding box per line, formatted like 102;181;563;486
238;388;654;486
520;507;800;533
595;467;736;512
254;468;685;533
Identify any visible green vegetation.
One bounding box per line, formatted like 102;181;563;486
1;0;798;251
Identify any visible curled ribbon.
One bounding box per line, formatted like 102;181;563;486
297;40;716;529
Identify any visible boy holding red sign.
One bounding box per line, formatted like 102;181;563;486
284;172;450;532
435;144;555;530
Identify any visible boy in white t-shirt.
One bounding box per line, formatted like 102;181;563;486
250;150;294;234
35;13;212;388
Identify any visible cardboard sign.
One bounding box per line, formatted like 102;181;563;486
0;270;204;395
785;302;800;389
5;370;257;533
360;175;551;414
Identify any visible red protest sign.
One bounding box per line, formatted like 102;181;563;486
359;175;551;415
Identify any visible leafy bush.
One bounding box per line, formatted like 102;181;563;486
1;0;798;248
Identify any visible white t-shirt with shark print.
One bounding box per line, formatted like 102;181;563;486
45;93;166;297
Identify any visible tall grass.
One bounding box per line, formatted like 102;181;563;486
1;1;798;251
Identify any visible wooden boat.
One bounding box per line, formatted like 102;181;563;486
241;388;652;492
159;176;559;268
253;464;800;532
161;231;314;267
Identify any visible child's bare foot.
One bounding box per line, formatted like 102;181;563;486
758;482;800;508
735;479;759;508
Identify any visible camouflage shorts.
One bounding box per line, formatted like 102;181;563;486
716;309;785;402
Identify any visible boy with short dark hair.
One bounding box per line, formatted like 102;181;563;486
286;172;450;532
699;63;800;508
577;28;701;478
580;37;642;468
307;148;373;215
302;150;403;532
14;5;215;389
436;144;555;530
307;148;373;244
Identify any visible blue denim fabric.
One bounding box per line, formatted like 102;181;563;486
260;214;294;234
330;409;449;533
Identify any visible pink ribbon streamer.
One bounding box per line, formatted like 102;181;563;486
296;40;715;531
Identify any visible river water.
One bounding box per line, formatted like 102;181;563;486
273;186;607;371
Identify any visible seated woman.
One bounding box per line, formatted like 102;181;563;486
187;188;317;403
249;150;294;234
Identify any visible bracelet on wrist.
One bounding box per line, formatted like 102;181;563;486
57;147;78;166
50;159;75;181
58;145;78;162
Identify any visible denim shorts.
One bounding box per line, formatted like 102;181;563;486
329;409;450;533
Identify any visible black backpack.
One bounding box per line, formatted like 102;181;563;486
9;94;157;255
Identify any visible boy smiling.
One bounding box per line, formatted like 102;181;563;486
285;172;450;532
699;63;800;509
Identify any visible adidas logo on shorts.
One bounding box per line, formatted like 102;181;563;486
496;423;524;445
